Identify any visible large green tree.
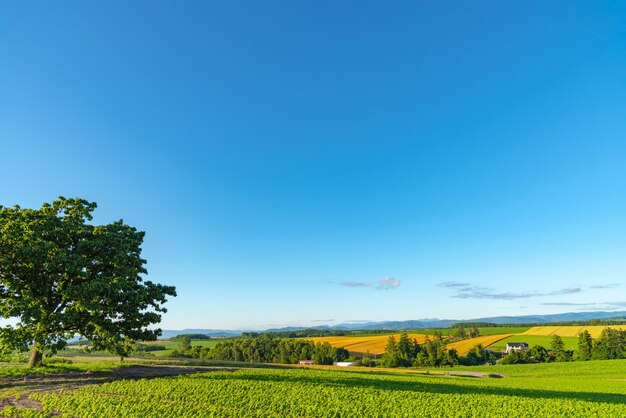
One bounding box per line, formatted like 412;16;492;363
0;197;176;367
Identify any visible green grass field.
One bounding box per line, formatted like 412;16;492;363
487;335;578;351
4;359;623;417
141;339;221;357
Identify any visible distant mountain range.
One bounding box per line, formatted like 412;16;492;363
160;310;626;339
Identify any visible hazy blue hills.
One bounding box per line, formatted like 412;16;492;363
160;310;626;339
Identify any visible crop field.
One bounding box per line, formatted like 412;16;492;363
445;334;513;355
306;333;434;355
3;360;624;417
302;324;626;356
523;325;626;338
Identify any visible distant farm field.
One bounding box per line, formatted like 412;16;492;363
306;334;434;355
304;325;626;356
523;325;626;338
445;334;513;355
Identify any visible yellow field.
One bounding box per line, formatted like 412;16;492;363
445;334;513;356
305;325;626;357
306;334;434;355
523;325;626;338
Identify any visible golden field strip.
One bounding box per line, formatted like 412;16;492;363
445;334;513;356
305;325;626;357
306;334;434;355
522;325;626;338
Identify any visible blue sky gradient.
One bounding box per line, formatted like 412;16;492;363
1;1;625;329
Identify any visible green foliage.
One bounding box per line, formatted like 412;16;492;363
206;335;346;365
134;343;168;353
592;328;626;360
577;330;593;361
459;344;494;366
177;337;192;352
382;334;425;367
551;335;572;362
0;197;176;366
312;342;335;365
455;325;468;339
242;329;349;338
170;334;210;341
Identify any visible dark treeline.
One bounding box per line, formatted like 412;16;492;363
170;334;211;341
453;319;626;328
202;335;349;365
241;329;349;339
381;334;495;368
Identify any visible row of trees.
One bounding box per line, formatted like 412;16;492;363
170;334;210;341
201;335;349;365
454;325;480;340
380;334;494;368
241;329;349;339
578;328;626;361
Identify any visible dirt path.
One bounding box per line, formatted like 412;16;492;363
0;365;234;413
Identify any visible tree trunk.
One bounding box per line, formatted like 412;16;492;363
28;343;43;368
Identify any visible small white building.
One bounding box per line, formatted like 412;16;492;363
505;342;529;354
335;362;355;367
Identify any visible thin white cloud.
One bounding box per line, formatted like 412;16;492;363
441;283;584;300
453;287;540;300
338;277;401;290
377;277;400;290
436;281;470;288
339;281;374;287
539;301;626;311
548;288;582;296
590;283;621;289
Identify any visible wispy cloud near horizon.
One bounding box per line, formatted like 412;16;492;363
339;281;374;287
338;277;401;290
540;301;626;311
590;283;621;289
439;283;583;300
436;281;470;288
377;277;401;290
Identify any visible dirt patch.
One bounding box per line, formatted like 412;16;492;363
0;365;234;413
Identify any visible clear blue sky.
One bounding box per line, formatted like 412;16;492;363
1;1;625;330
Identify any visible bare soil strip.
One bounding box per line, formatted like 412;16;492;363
0;365;234;413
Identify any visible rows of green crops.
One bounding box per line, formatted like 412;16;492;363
4;360;626;417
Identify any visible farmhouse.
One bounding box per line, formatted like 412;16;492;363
505;342;529;354
335;362;355;367
299;360;314;365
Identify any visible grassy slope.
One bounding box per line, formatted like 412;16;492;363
22;359;626;417
141;339;221;357
488;335;578;351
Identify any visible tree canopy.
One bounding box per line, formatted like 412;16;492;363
0;197;176;366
